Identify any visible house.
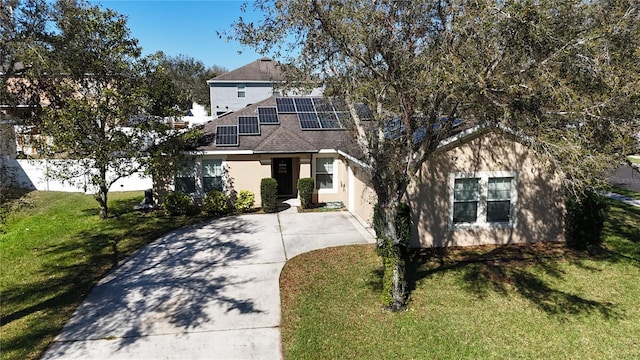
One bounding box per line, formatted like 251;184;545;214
178;96;375;220
207;58;323;118
405;125;565;248
170;94;566;248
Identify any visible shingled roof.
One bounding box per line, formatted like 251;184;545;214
197;97;363;158
208;58;285;82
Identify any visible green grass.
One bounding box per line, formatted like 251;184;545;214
0;190;205;360
280;198;640;359
627;155;640;164
610;185;640;200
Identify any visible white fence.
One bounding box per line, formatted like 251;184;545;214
1;158;152;193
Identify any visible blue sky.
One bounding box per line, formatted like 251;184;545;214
91;1;265;72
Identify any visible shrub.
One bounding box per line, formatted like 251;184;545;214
260;178;278;213
203;190;229;216
163;191;194;216
297;178;314;209
565;189;608;250
235;190;255;213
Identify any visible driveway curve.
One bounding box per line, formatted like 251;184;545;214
41;209;375;360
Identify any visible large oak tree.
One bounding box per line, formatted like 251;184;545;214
234;0;640;310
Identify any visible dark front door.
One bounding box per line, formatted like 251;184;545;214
273;158;293;196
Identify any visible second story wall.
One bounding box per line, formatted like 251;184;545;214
209;82;275;117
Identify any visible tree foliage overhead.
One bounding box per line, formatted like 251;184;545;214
235;0;640;310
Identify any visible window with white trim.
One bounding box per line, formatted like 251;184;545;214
487;177;512;222
237;84;246;98
202;159;223;193
450;171;517;228
453;178;480;223
175;160;196;194
315;157;335;190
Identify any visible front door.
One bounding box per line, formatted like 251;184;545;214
273;158;293;196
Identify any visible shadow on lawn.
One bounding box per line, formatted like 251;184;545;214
401;243;620;319
2;201;263;359
390;199;640;319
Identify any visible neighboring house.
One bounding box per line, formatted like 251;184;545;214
207;58;322;118
0;117;18;159
170;102;213;129
167;95;566;248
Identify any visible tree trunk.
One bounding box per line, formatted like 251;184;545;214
96;165;109;219
97;186;108;219
375;198;408;311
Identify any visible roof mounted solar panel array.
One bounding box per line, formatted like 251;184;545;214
298;112;321;129
238;116;260;135
293;98;315;112
275;97;296;113
215;125;239;146
258;107;279;124
318;112;341;129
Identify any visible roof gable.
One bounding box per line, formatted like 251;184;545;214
209;58;285;82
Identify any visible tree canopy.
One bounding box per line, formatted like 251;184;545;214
235;0;640;309
2;0;198;219
150;52;226;111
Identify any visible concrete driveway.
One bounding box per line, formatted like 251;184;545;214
41;207;375;360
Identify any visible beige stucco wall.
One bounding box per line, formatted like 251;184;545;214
223;155;270;207
315;154;350;205
223;153;313;207
351;163;377;225
406;131;565;248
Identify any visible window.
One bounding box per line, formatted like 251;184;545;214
453;178;480;223
315;157;334;190
202;159;223;193
450;172;517;228
175;160;196;194
237;84;246;98
487;177;512;222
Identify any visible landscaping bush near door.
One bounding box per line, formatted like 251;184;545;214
297;178;314;209
235;190;255;213
202;190;229;216
162;191;194;216
261;178;278;213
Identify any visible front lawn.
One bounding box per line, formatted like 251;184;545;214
0;190;205;360
280;198;640;359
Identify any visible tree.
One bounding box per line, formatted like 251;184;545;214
3;0;190;219
150;51;226;112
234;0;640;310
1;0;51;114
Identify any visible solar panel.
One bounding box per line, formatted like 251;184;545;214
294;97;315;112
355;103;374;121
275;97;296;113
238;116;260;135
336;112;351;126
215;125;238;146
318;112;341;129
298;112;321;129
258;107;279;124
313;98;333;112
330;98;348;112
